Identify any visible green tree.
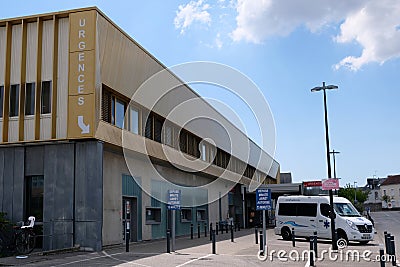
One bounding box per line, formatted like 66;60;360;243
338;184;368;211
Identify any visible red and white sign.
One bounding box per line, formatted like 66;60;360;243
303;181;322;187
322;178;340;190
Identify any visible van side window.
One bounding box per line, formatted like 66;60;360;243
320;203;330;217
297;203;317;217
278;203;296;216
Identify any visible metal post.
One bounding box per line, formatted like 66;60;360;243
220;222;223;234
262;210;266;254
259;230;264;255
390;236;396;266
212;229;216;254
238;221;241;231
216;223;219;235
386;233;391;254
230;223;234;242
126;221;130;252
226;222;228;233
380;247;385;267
210;223;213;241
172;210;176;252
313;231;318;257
167;229;171;253
125;200;130;252
255;227;258;244
190;223;193;239
205;222;207;237
309;236;315;267
292;228;295;247
385;232;388;253
198;223;201;238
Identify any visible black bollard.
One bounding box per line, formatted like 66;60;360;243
231;223;234;242
191;224;194;239
390;236;396;266
313;231;318;256
255;227;259;244
309;236;315;267
210;223;213;241
234;222;237;232
385;232;390;254
167;229;171;253
205;222;207;237
220;222;223;234
212;229;216;254
380;247;385;267
198;223;201;238
259;230;264;255
292;228;295;247
216;223;219;235
238;222;241;231
226;223;229;234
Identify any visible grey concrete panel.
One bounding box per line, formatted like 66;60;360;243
43;143;75;251
0;150;4;211
2;148;15;220
12;147;24;222
25;146;44;176
74;141;103;251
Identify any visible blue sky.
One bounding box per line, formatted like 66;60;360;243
2;0;399;186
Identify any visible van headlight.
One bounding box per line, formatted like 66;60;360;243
346;219;358;231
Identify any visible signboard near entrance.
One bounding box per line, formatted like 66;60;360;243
303;181;322;187
256;188;271;210
322;178;340;190
167;189;181;210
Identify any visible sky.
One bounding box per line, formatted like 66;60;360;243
1;0;399;186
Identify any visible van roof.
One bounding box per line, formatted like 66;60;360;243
277;195;350;203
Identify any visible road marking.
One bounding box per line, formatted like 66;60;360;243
175;254;213;267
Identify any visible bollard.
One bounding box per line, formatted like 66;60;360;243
226;223;229;234
234;222;237;232
380;247;385;267
390;236;396;266
231;223;234;242
220;222;223;234
210;223;213;241
216;223;219;235
385;232;390;254
292;228;296;247
238;222;241;231
255;227;259;244
212;229;216;254
191;223;194;239
167;229;171;253
309;236;315;267
259;230;264;255
205;222;207;237
313;231;318;256
198;223;201;238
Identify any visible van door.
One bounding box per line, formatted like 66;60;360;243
317;203;332;238
295;203;318;237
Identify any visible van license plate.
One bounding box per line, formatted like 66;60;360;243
362;234;371;239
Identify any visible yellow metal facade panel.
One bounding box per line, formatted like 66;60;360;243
26;22;37;83
97;14;163;99
0;27;5;84
56;17;69;139
41;20;54;81
67;10;96;139
10;24;21;85
67;94;95;137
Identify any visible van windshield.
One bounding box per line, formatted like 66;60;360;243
333;203;360;217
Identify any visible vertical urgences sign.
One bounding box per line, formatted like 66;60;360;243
68;10;96;138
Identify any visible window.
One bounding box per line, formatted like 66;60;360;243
130;106;139;134
115;98;125;128
25;176;44;222
391;188;395;197
201;143;206;161
196;209;206;221
278;203;317;217
163;124;173;146
25;83;35;115
9;84;19;117
101;89;112;123
0;85;3;118
383;190;386;196
179;130;188;153
145;114;153;139
41;81;51;114
278;203;296;216
145;207;161;224
320;203;331;218
181;208;192;222
375;191;379;200
154;116;163;143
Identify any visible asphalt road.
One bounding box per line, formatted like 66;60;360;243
371;210;400;244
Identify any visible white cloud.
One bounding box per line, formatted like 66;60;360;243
230;0;400;70
215;33;223;49
174;0;212;34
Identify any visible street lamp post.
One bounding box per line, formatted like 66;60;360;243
330;150;340;179
354;181;357;204
311;81;338;251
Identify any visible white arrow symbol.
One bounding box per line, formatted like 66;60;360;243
78;116;90;134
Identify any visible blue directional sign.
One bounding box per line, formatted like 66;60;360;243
167;189;181;210
256;188;272;210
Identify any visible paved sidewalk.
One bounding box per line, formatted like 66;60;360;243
0;227;398;266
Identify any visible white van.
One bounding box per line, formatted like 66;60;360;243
274;195;374;247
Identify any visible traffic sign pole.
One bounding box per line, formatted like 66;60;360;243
263;209;266;254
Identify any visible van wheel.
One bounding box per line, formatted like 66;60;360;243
281;227;292;241
336;233;348;249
